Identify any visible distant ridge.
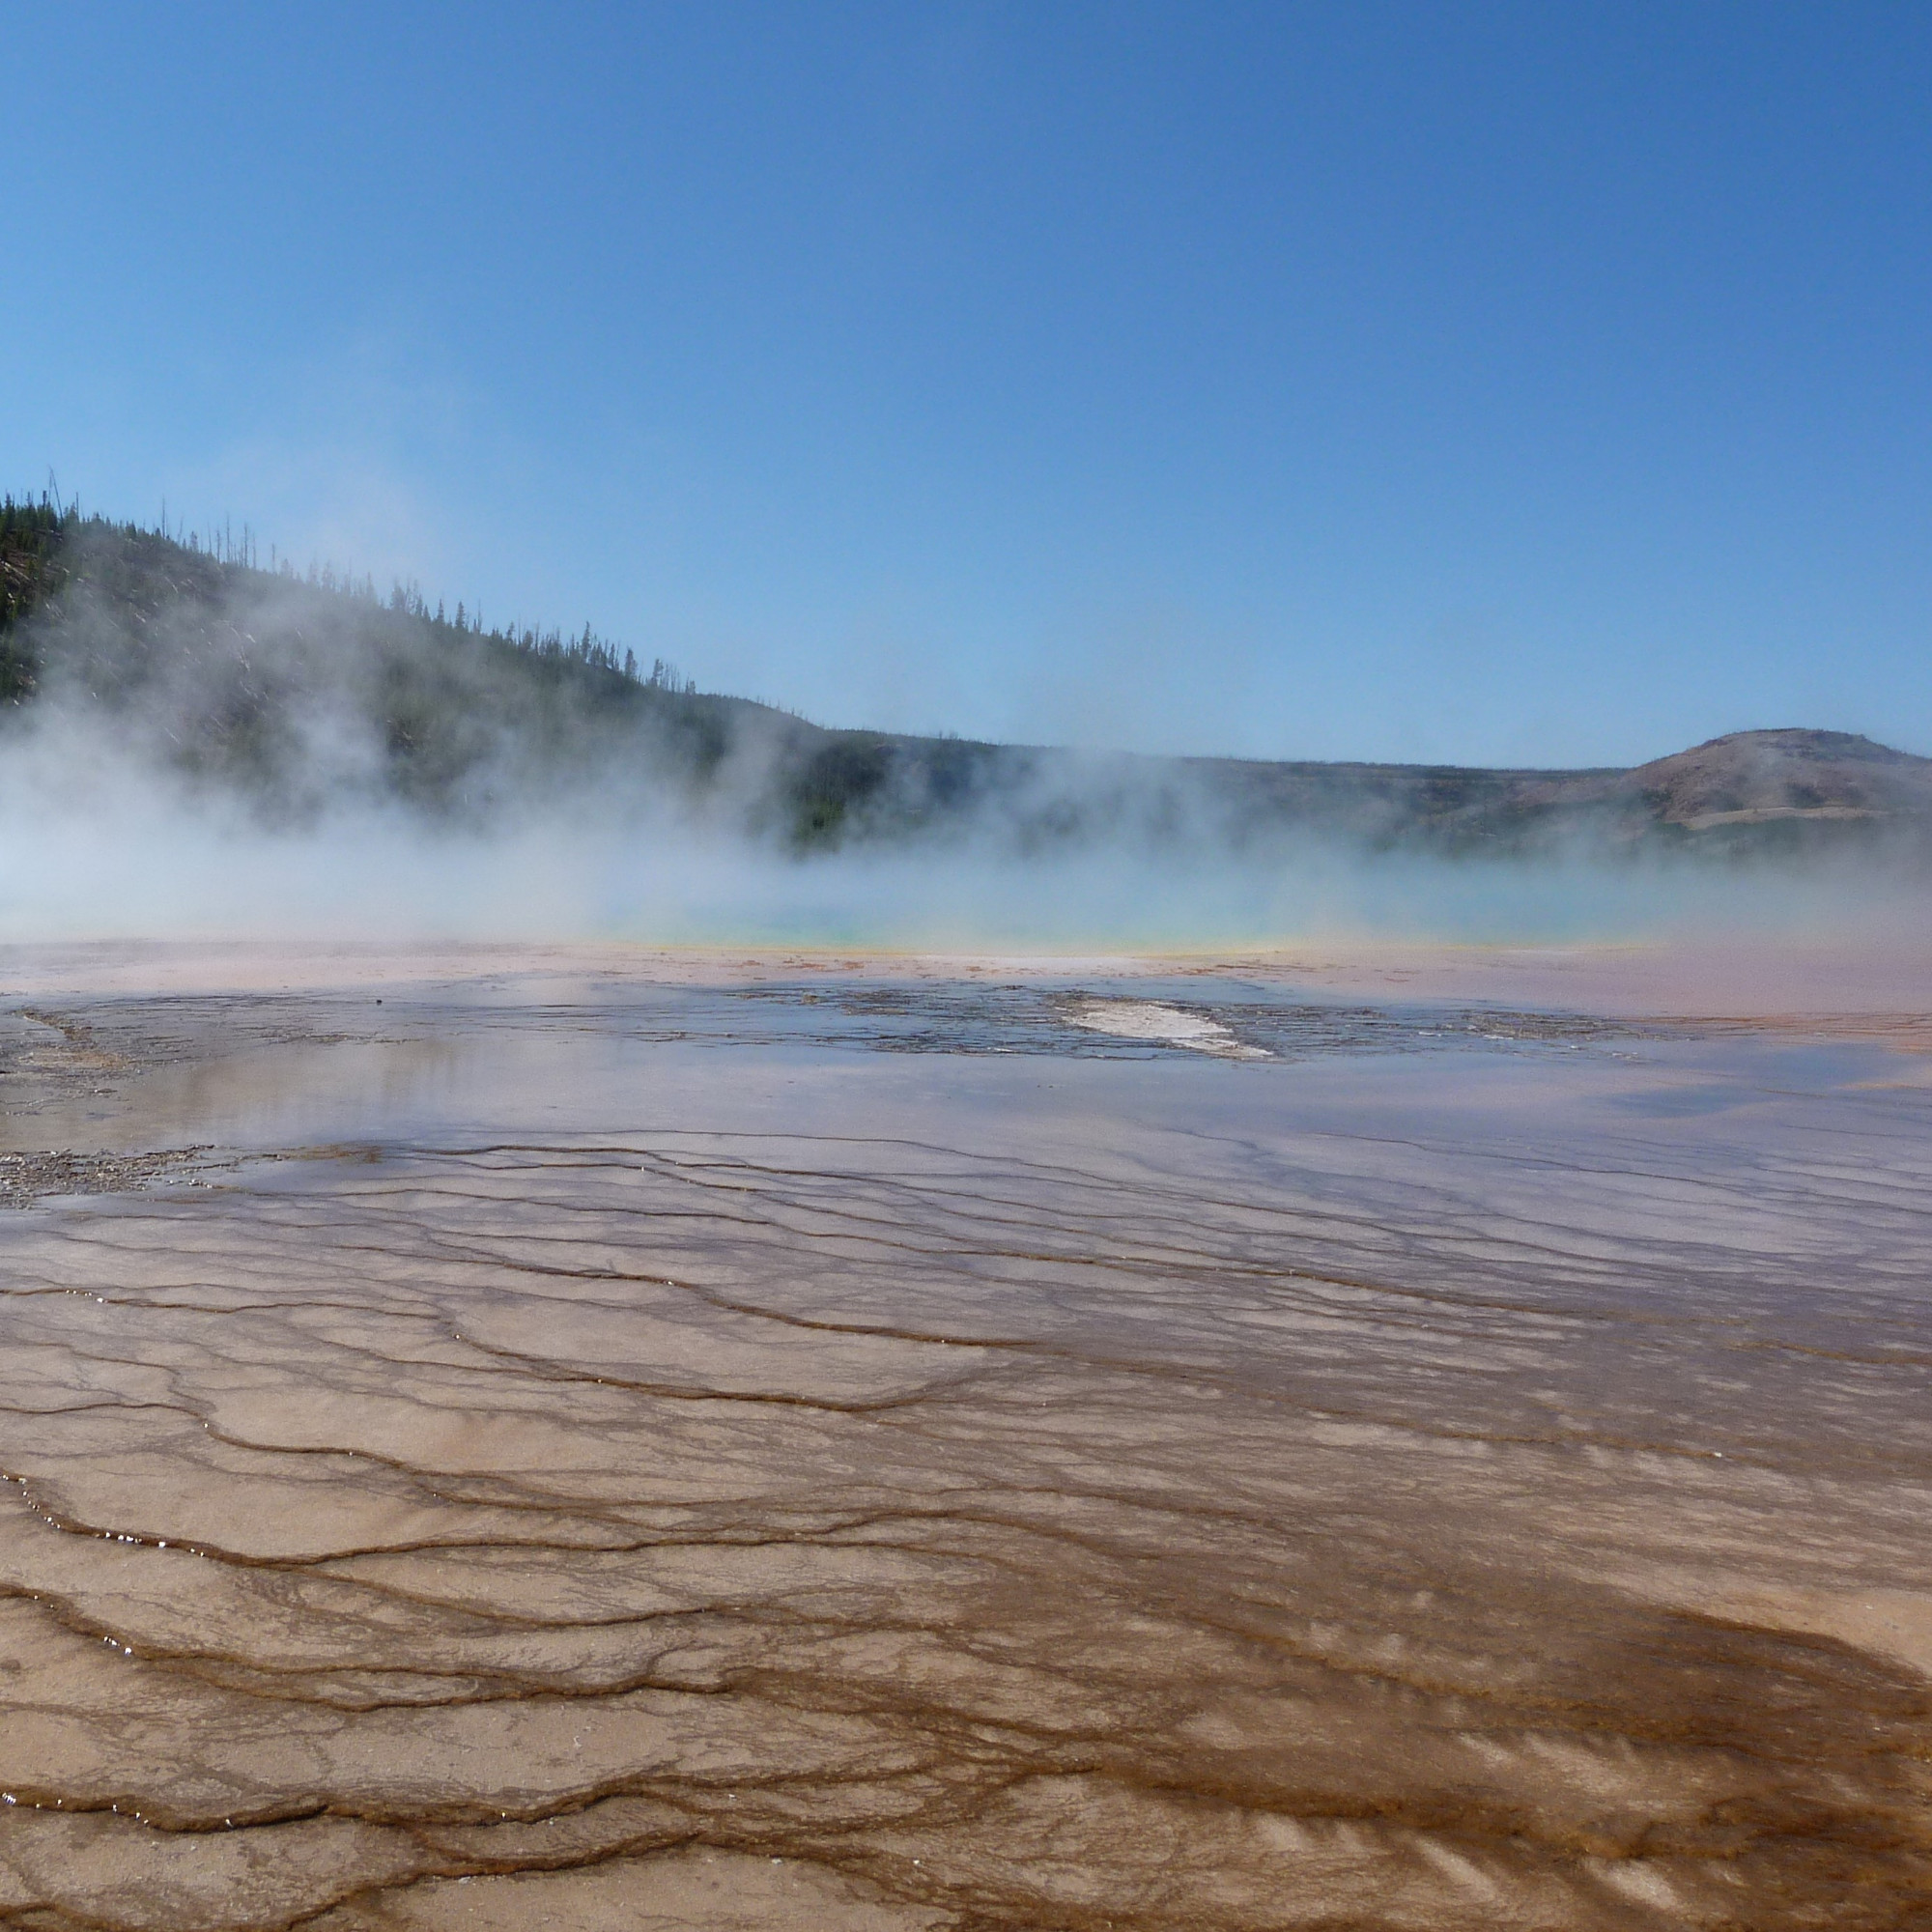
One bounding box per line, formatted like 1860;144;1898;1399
4;498;1927;861
1531;728;1932;832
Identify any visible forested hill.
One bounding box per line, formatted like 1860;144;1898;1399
0;497;804;825
6;497;1930;861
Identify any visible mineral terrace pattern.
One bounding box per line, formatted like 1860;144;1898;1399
0;955;1925;1929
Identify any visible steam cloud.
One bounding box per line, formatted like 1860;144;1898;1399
1;518;1922;947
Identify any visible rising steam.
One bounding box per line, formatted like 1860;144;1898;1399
1;511;1924;946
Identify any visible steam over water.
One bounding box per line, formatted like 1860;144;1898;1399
0;952;1927;1927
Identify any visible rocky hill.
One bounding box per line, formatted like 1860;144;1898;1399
1522;728;1932;840
4;498;1926;862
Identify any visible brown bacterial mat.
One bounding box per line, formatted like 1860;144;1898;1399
0;962;1925;1928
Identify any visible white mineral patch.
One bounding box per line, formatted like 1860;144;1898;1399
1066;999;1268;1057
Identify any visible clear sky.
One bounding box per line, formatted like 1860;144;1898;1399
9;2;1931;766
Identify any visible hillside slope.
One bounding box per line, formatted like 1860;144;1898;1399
5;500;1927;861
1525;728;1932;841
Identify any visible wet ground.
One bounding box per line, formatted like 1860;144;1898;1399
0;951;1926;1928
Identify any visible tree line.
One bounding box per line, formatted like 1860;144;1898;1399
0;492;696;703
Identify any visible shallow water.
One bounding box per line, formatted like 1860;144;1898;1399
0;966;1927;1928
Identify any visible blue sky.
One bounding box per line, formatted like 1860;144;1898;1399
9;2;1931;765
